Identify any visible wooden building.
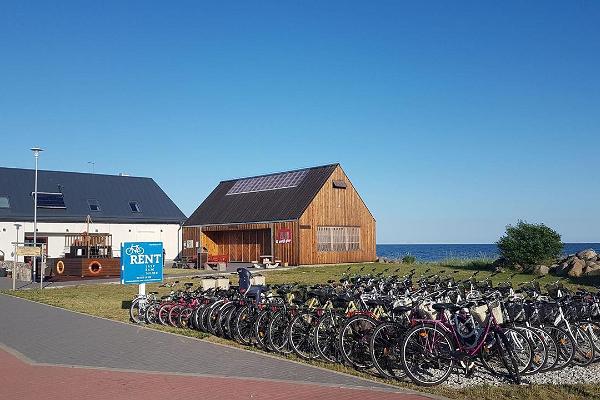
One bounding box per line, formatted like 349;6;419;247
183;164;376;266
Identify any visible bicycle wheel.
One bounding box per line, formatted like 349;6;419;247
129;297;145;324
370;321;406;380
512;325;547;375
158;303;172;326
481;329;527;381
502;327;533;375
529;326;557;372
254;309;272;350
338;314;377;369
145;303;159;324
582;321;600;357
313;313;344;363
178;307;194;328
267;310;293;354
216;303;236;338
571;324;595;367
543;325;575;370
168;305;182;327
233;305;257;345
207;301;226;335
401;323;455;386
288;311;319;360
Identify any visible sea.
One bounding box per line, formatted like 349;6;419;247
376;243;600;262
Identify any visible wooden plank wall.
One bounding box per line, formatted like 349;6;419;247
182;227;201;259
272;221;298;266
203;229;271;262
298;165;376;264
183;222;300;265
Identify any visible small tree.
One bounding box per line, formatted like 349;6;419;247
497;221;563;269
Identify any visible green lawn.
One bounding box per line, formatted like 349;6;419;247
2;260;599;400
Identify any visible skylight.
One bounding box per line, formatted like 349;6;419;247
34;192;66;209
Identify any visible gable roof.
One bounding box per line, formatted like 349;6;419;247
185;164;338;226
0;167;186;224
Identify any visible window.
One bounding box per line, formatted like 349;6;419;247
317;227;360;252
33;192;66;209
332;180;347;189
0;196;9;208
87;199;101;212
226;169;308;195
129;201;141;213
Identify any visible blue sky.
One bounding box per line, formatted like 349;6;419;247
1;1;598;243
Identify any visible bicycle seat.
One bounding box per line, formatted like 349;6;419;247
149;291;158;295
432;303;461;313
366;299;385;307
393;305;412;313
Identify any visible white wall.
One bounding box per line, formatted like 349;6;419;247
0;221;182;262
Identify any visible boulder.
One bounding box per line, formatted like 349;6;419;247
533;265;549;276
492;257;510;272
555;261;571;276
584;262;600;274
576;249;597;261
585;268;600;277
567;258;585;278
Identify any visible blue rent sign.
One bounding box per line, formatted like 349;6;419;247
120;242;164;284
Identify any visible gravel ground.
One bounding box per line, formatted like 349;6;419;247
443;361;600;387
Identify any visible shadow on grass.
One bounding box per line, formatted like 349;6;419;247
435;259;495;272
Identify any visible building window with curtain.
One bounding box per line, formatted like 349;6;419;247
316;226;360;252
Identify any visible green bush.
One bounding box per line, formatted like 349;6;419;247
402;255;417;264
497;221;563;269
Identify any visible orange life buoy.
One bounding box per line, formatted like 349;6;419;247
88;261;102;275
56;260;65;274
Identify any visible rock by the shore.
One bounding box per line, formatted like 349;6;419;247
576;249;597;261
533;265;549;276
553;249;599;277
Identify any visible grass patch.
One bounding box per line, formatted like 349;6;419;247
163;267;202;276
3;260;599;400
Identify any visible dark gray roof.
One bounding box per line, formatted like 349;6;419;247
0;167;186;224
185;164;338;226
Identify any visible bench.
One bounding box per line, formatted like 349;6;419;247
205;254;228;272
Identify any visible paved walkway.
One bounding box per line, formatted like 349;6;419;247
0;294;434;399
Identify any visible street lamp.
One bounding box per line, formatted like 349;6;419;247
13;223;21;291
31;147;43;289
88;161;95;174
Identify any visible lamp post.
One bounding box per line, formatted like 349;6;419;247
31;147;43;289
13;223;21;291
88;161;95;174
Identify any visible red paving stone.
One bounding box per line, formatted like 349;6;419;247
0;349;431;400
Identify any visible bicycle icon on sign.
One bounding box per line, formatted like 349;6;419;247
125;244;145;256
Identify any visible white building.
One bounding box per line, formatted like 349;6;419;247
0;167;186;263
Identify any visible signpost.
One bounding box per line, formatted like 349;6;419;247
16;246;42;257
120;242;164;300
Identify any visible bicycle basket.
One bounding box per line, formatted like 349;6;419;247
504;301;525;323
470;304;488;325
574;301;592;320
490;300;504;324
417;302;436;319
523;302;540;324
539;302;559;323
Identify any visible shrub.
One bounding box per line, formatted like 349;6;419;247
402;255;417;264
497;221;563;269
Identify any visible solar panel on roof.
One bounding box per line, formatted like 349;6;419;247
226;169;308;195
34;192;66;209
